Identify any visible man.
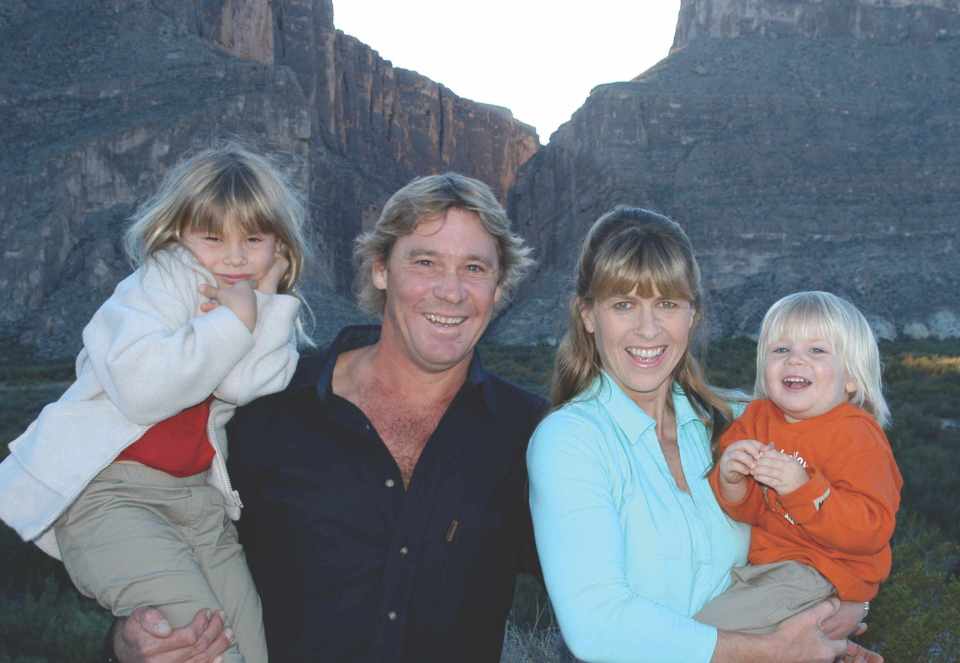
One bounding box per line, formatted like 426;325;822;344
111;173;546;662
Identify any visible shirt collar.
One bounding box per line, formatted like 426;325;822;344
314;325;491;405
588;371;703;444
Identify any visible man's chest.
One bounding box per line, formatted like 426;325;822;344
359;397;448;486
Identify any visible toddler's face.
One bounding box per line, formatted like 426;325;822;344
181;217;278;289
763;334;855;422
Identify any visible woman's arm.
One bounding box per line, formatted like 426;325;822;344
714;600;849;662
715;600;881;663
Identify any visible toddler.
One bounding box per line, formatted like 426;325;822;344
697;291;903;633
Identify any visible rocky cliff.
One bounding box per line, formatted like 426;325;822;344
3;0;958;356
0;0;538;358
672;0;960;50
495;0;960;343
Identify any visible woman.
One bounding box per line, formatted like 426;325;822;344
527;207;879;662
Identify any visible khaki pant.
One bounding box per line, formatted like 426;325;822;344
54;463;267;663
694;560;835;634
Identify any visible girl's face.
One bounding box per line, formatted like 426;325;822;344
181;217;279;289
580;286;695;418
763;334;856;422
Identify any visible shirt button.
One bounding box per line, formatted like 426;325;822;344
384;478;395;488
387;611;398;621
399;546;408;556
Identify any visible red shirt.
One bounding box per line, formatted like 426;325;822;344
115;398;214;477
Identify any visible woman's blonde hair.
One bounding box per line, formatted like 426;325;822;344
755;291;890;427
124;143;310;295
552;206;733;443
353;172;534;316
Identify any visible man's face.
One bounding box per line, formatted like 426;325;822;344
373;208;502;374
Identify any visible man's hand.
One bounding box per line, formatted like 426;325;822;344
751;443;809;495
199;281;257;332
113;607;232;663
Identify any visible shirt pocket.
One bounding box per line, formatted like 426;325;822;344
620;488;700;609
620;488;688;560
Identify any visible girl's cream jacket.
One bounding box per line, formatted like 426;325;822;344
0;246;300;558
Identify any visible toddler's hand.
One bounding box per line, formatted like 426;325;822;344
257;254;289;295
751;443;809;495
718;439;764;485
199;280;257;332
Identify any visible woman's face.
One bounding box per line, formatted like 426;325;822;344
581;286;695;416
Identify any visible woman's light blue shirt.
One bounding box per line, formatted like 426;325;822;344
527;373;750;663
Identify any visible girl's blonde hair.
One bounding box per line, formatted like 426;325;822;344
124;143;313;345
755;291;890;427
124;144;310;295
552;206;733;444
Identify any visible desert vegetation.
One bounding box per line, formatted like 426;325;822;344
1;338;958;662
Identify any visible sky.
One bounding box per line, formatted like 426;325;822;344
333;1;682;143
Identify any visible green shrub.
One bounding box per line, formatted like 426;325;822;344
3;339;960;661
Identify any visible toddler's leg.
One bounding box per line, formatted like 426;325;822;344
694;561;835;633
191;484;268;663
54;463;247;662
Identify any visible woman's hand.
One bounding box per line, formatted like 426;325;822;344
820;600;868;640
113;606;232;663
713;599;879;662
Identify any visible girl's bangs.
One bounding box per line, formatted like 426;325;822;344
181;184;275;236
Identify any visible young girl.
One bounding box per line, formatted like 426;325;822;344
0;144;312;662
696;291;903;633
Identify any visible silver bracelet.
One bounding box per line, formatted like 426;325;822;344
863;601;870;617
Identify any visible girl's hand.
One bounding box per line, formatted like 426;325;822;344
751;443;809;495
718;439;764;485
256;254;289;295
199;281;257;332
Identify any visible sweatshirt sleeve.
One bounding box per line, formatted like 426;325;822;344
81;254;255;425
710;417;766;525
213;291;301;406
527;412;718;663
775;420;902;555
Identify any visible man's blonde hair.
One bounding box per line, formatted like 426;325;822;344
353;172;533;315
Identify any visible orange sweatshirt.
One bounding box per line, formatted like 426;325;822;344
709;400;903;601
